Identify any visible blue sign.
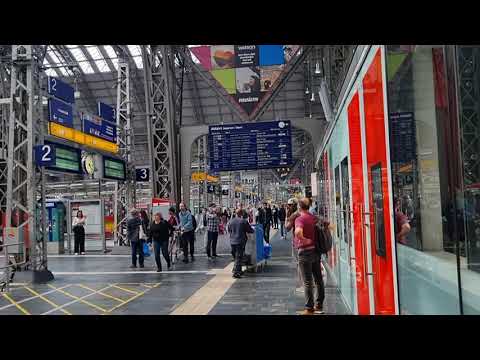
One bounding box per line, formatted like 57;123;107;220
98;102;116;123
135;168;150;182
82;113;117;143
47;77;75;104
259;45;285;66
48;98;73;127
390;112;416;164
44;141;82;174
35;144;56;166
208;120;293;172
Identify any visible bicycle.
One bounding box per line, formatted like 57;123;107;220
169;230;183;265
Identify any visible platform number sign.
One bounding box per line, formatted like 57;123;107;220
35;144;56;166
135;168;150;182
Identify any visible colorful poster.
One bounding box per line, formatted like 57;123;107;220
211;69;236;94
211;45;235;69
260;65;284;92
234;45;259;67
283;45;300;62
190;45;212;70
235;92;265;115
235;67;261;94
259;45;284;66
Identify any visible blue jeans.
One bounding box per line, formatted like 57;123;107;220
131;240;144;267
153;240;170;270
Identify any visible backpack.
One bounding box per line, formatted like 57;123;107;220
314;222;333;255
191;213;197;230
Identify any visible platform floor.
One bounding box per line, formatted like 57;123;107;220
1;230;350;315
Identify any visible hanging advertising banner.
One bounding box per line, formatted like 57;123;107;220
234;45;259;67
48;98;73;127
189;44;300;117
82;113;117;143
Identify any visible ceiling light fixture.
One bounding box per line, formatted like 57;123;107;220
315;62;321;74
310;92;315;102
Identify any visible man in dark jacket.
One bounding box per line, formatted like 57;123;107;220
228;208;254;278
127;209;143;269
264;203;273;243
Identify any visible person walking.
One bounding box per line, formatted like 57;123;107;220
206;205;220;259
273;205;279;229
72;210;87;255
127;209;144;268
228;208;254;278
278;204;286;239
178;202;195;263
139;210;150;245
264;203;272;243
148;212;173;272
294;198;325;315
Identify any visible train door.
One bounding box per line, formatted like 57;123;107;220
346;47;398;314
360;48;398;314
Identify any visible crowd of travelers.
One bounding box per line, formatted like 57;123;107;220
125;196;328;315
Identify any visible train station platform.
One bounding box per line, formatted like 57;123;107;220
1;231;349;315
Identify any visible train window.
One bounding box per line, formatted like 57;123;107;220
371;163;386;257
341;157;350;244
335;165;341;239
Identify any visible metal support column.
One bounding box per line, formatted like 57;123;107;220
114;58;135;246
142;45;182;205
5;45;52;285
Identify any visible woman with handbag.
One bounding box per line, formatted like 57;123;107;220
72;210;87;255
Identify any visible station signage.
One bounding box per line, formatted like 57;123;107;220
98;102;116;123
47;77;75;104
44;141;82;174
35;144;56;167
49;122;119;154
208;120;293;172
191;172;219;182
103;156;126;181
48;98;74;127
135;168;150;182
82;113;117;143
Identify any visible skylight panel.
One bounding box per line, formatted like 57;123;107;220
128;45;141;57
95;59;110;72
45;68;57;77
132;56;143;69
70;48;87;62
103;46;117;59
86;46;103;60
78;61;95;74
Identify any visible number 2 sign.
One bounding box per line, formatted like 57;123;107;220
35;144;56;166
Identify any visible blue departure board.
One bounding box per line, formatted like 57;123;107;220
208;120;293;172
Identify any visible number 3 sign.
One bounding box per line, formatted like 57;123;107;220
35;144;56;166
135;168;150;182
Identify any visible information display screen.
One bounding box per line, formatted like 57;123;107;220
44;141;82;174
208;120;293;172
103;156;126;181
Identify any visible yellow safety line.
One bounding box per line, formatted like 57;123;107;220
23;286;72;315
106;288;150;313
47;284;108;313
111;284;140;295
77;284;125;304
2;293;31;315
140;284;153;289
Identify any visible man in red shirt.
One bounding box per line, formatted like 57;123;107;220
294;197;325;315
